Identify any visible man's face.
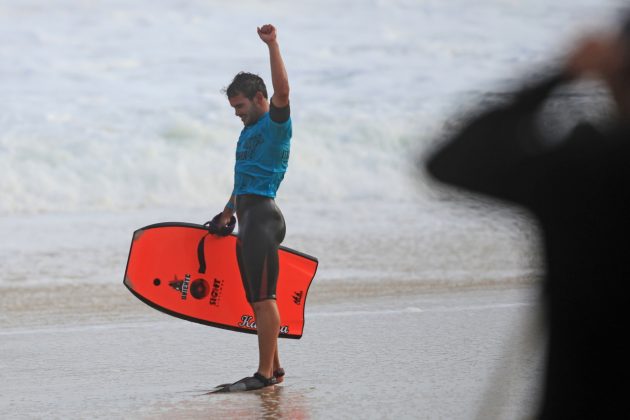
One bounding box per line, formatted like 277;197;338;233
229;93;263;126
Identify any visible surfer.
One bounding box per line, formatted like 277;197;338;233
212;24;291;392
427;19;630;418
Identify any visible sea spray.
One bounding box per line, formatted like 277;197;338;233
0;0;617;214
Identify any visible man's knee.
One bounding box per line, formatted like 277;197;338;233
251;299;278;314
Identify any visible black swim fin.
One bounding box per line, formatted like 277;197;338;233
207;373;275;393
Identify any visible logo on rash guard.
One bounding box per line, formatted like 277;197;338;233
281;150;290;164
236;135;264;160
238;315;289;334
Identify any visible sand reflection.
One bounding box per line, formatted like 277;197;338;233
144;385;310;419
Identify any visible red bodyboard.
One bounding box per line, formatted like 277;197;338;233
123;222;318;339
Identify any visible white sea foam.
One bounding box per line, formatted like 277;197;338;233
0;0;621;214
0;0;623;289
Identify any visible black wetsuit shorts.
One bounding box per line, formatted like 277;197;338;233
236;195;286;303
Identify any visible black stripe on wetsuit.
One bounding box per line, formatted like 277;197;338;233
269;101;290;123
236;195;286;303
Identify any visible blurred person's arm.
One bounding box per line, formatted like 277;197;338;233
426;73;566;204
426;32;629;204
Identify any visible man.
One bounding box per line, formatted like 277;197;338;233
427;21;630;418
212;24;291;392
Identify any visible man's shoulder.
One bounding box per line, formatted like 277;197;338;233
261;113;291;143
262;111;291;129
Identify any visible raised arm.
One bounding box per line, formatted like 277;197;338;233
258;24;290;108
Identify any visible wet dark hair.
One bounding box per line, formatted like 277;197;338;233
224;72;268;100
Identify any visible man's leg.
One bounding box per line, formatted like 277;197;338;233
252;299;280;379
273;350;284;383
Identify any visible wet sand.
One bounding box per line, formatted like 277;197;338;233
1;284;543;419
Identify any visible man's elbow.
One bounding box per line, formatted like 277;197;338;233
272;90;290;108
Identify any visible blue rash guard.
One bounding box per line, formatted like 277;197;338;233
232;103;291;303
232;110;292;198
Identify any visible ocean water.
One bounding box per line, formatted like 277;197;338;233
2;2;626;418
1;288;543;419
0;0;623;289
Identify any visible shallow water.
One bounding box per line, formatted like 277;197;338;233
1;286;543;419
1;0;623;417
0;201;541;291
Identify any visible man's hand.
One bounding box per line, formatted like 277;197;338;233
565;34;623;81
566;32;630;118
257;24;277;45
217;209;234;227
206;209;236;236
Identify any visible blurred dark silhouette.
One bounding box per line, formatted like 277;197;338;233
427;17;630;419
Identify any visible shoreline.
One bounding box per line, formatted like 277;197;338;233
0;278;540;329
2;285;543;419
